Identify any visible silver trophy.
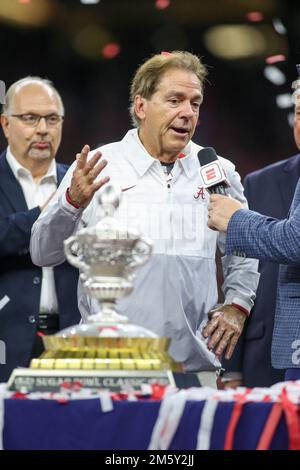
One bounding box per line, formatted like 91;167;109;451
62;184;155;337
8;184;179;393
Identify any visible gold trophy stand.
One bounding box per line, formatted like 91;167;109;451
8;336;181;393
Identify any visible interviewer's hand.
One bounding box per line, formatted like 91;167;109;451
68;145;110;208
208;194;242;232
202;305;247;360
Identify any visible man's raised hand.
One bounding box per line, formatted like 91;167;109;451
68;145;110;208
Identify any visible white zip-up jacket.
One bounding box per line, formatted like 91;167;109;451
31;129;259;372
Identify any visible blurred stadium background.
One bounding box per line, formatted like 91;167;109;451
0;0;300;176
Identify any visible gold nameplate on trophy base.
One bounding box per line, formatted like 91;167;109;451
7;336;181;393
8;368;175;393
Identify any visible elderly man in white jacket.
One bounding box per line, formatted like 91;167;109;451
30;51;259;386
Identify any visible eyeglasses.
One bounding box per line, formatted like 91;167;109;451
10;113;64;127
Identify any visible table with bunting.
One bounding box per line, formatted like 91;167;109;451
1;381;300;450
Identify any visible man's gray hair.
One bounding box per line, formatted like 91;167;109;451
129;51;207;127
2;76;64;115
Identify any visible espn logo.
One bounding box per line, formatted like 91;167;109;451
0;80;5;105
206;167;217;181
199;162;224;187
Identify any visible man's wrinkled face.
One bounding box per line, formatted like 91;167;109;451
294;92;300;150
135;68;202;159
1;83;63;165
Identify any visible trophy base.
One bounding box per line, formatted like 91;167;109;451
7;368;175;393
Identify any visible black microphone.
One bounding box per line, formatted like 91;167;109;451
198;148;245;256
197;147;228;195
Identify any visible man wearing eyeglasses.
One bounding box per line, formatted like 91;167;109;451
0;76;80;382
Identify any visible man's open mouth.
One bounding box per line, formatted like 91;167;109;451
170;127;189;135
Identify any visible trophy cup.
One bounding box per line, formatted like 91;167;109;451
8;185;179;393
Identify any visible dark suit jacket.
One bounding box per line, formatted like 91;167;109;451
0;150;80;382
223;153;300;387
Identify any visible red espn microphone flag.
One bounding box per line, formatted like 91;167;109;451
197;147;229;195
205;167;217;181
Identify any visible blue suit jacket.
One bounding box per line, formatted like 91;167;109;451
223;154;300;386
0;150;81;382
226;154;300;370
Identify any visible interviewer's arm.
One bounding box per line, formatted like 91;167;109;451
226;202;300;264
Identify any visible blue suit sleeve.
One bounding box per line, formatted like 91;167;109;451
0;206;41;257
226;202;300;264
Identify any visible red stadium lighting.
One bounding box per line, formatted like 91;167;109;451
265;54;286;64
246;11;264;22
102;42;121;59
155;0;170;11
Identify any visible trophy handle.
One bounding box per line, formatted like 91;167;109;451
130;236;153;269
64;236;86;270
